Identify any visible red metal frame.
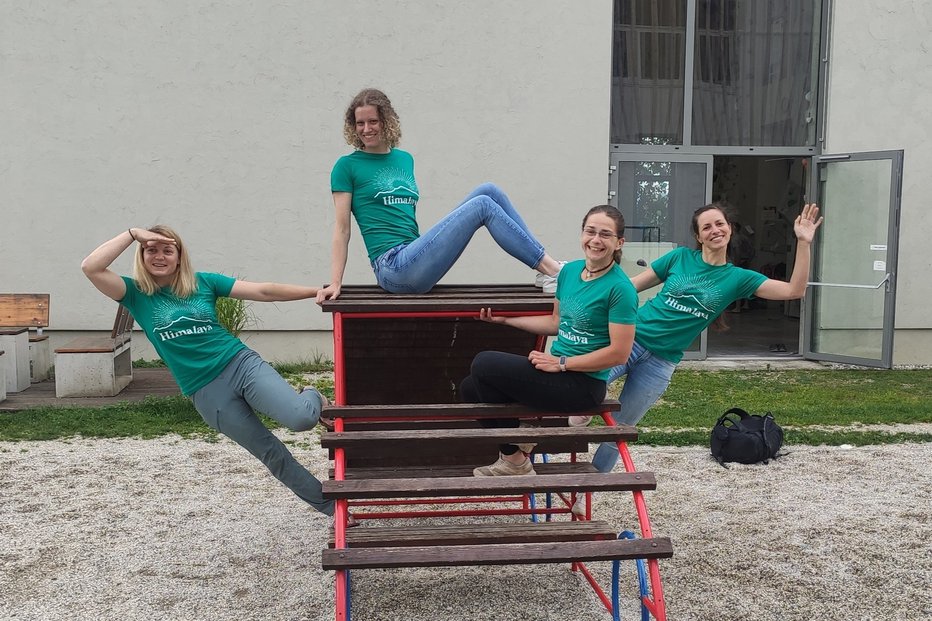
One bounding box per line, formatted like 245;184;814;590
329;309;667;621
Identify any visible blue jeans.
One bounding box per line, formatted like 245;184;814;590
191;349;333;516
591;341;677;473
372;183;547;293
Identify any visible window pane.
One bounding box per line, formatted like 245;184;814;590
691;0;821;146
610;0;687;144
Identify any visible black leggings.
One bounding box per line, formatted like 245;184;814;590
460;351;607;455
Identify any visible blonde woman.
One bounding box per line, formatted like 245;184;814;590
81;226;337;519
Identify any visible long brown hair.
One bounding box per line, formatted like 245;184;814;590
132;225;196;298
691;202;737;331
343;88;402;150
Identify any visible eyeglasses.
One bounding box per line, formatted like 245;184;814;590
582;227;619;240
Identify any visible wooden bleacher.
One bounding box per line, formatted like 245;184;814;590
319;284;671;620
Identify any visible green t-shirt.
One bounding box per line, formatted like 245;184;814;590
550;260;639;381
119;273;247;395
331;148;421;261
636;247;768;363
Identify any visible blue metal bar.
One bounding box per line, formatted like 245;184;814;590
611;531;650;621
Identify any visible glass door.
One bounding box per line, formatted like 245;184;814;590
803;151;903;367
609;153;713;359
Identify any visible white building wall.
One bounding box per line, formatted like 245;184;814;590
1;1;613;362
824;1;932;364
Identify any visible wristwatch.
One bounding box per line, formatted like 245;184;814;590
559;356;567;372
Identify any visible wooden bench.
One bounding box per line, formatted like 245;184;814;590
321;285;671;619
0;293;51;391
54;305;134;398
320;400;668;569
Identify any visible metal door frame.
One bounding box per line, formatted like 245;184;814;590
802;150;903;367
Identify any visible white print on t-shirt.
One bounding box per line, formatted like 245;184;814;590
152;296;216;342
660;273;724;320
372;166;419;206
558;297;596;345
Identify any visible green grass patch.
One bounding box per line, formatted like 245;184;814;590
611;369;932;428
0;396;215;441
637;428;932;447
2;368;929;444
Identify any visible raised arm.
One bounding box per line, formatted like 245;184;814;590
229;280;320;302
81;228;175;301
315;192;353;304
631;267;662;292
754;203;824;301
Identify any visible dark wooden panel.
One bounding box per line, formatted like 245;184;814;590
323;400;620;420
321;426;639;449
322;472;657;500
341;316;542;404
331;520;617;548
321;284;554;314
322;537;674;569
337;439;590;468
330;461;597;480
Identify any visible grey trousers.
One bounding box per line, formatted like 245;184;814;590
191;348;333;516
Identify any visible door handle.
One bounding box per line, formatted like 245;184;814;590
807;274;890;289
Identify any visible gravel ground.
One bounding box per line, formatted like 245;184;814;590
1;435;930;621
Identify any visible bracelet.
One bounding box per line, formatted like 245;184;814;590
128;228;137;242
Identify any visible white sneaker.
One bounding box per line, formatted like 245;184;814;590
568;416;592;427
535;261;566;294
571;496;588;518
473;455;536;477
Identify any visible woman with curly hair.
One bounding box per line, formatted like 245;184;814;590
316;88;564;302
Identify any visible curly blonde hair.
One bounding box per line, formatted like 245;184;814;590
132;225;197;298
342;88;402;149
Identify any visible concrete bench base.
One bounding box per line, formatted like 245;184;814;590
29;335;51;383
0;329;31;393
0;351;6;402
54;339;133;398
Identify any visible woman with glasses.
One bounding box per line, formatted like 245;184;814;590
582;202;823;490
459;205;638;476
315;88;565;302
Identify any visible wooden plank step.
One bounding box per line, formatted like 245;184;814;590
323;472;656;500
331;461;598;480
322;400;619;420
330;520;617;548
329;439;591;464
322;537;674;570
320;426;637;450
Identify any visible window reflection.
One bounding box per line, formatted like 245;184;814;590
611;0;822;147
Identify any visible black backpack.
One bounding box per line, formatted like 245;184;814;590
710;407;784;467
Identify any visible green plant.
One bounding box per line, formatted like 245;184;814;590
271;355;333;375
133;358;166;368
215;295;255;337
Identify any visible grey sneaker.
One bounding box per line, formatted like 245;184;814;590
568;416;592;427
473;455;536;477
